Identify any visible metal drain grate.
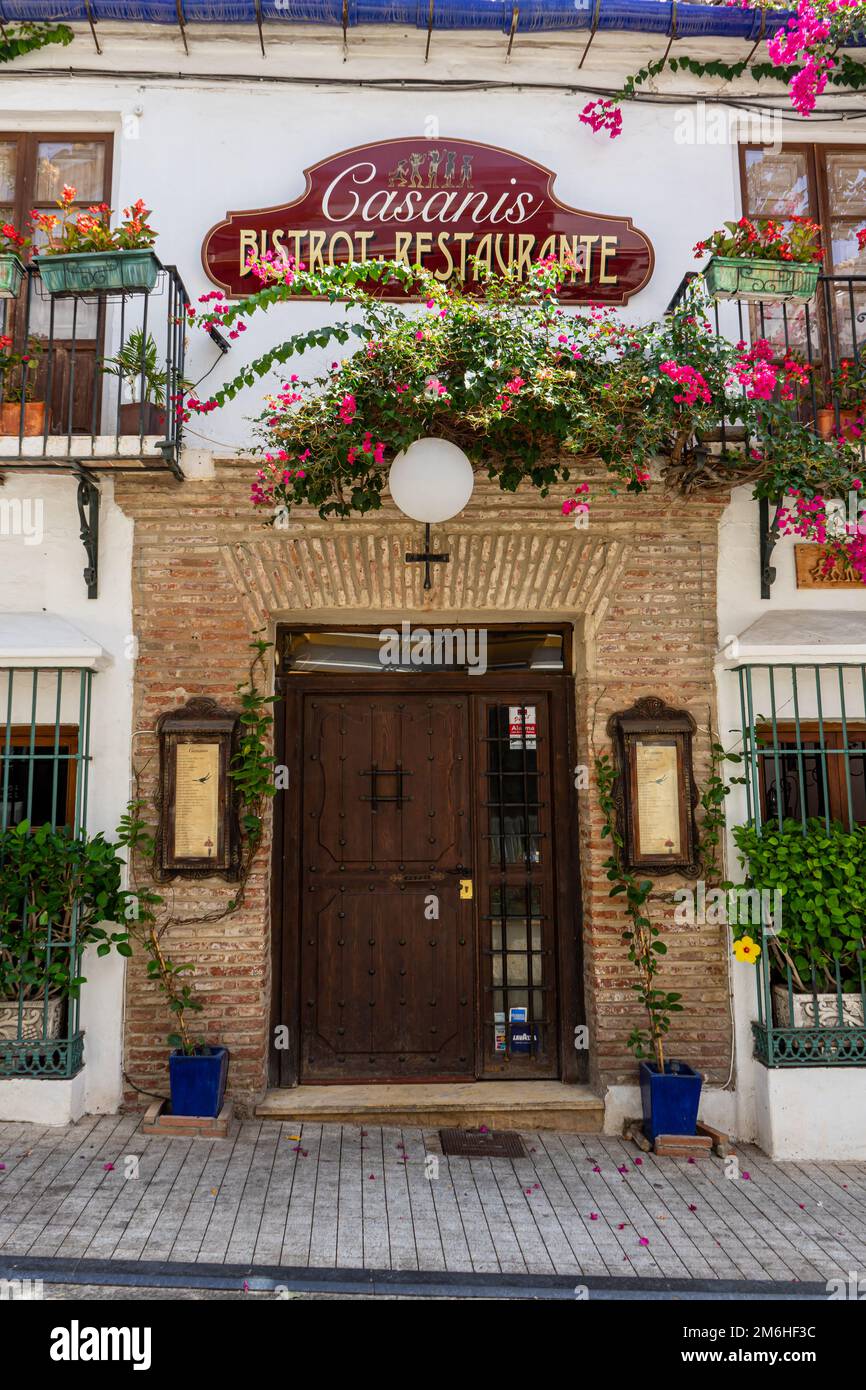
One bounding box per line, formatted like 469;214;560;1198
439;1128;526;1158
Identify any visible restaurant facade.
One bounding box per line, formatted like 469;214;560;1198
2;2;866;1159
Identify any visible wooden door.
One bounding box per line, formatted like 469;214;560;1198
300;694;475;1081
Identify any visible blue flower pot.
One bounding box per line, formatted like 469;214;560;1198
169;1045;229;1118
639;1060;702;1143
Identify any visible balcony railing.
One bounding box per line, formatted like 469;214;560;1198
668;272;866;595
733;661;866;1067
0;261;190;478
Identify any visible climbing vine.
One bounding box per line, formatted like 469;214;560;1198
0;22;73;66
117;637;276;1059
595;738;741;1070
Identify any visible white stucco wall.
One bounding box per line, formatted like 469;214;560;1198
0;474;133;1120
1;25;866;1140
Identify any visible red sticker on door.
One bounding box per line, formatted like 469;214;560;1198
508;705;537;750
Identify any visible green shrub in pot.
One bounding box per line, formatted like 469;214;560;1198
0;821;131;1015
732;817;866;994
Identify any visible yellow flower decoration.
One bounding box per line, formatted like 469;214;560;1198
733;936;761;964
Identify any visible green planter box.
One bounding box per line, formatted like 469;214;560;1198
0;253;25;299
704;256;820;303
34;248;160;296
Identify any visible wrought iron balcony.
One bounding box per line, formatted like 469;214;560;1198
0;260;190;478
667;272;866;597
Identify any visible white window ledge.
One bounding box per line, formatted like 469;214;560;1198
0;614;108;670
718;610;866;664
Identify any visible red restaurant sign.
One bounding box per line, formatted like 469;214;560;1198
202;138;654;303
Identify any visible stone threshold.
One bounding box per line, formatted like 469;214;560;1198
256;1081;604;1133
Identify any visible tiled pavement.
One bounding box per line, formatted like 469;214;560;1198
0;1115;865;1284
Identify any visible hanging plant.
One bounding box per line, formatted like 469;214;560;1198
580;2;866;137
181;254;865;577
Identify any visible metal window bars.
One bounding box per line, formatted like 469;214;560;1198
734;662;866;1066
0;667;93;1078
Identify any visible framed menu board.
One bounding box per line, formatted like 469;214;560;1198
156;698;240;880
606;697;699;876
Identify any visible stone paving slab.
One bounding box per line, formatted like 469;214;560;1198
0;1116;864;1283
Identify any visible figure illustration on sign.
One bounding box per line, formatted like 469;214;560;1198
442;150;457;187
426;148;442;187
408;151;426;187
459;154;474;187
387;158;410;187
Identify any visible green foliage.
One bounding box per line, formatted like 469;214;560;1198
0;23;72;66
595;754;683;1068
102;329;167;407
596;738;740;1067
0;821;130;1002
229;637;277;879
732;818;866;992
118;637;276;1054
189;259;862;525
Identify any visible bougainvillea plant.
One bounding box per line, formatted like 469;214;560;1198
694;216;824;265
32;188;156;256
580;0;866;137
179;251;866;581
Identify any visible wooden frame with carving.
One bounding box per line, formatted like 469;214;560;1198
606;697;700;877
155;698;240;881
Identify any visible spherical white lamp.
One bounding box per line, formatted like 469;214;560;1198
388;437;474;523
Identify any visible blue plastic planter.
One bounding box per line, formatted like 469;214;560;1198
639;1060;702;1143
169;1045;229;1118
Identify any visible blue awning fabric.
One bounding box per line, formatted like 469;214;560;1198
0;0;802;42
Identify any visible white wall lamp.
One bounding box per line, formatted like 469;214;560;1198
387;438;475;589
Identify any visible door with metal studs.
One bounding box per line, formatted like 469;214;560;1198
299;691;561;1082
300;695;475;1080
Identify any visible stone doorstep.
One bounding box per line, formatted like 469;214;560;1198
141;1099;234;1138
255;1081;604;1134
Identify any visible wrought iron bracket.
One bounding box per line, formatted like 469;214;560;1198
405;522;450;590
759;494;781;601
74;469;100;600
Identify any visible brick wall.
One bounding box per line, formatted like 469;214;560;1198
114;459;733;1108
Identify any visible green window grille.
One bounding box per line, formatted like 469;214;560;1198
734;663;866;1066
0;666;93;1078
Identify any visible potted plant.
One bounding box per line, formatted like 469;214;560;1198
0;820;131;1044
102;328;167;434
816;357;866;442
0;336;45;437
695;215;823;302
116;800;229;1120
596;753;703;1144
0;219;28;299
733;818;866;1030
32;187;159;295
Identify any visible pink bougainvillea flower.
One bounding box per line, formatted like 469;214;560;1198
102;1162;114;1171
638;1237;650;1247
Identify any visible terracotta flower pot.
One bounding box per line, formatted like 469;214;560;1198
118;400;164;434
0;400;46;437
816;406;864;442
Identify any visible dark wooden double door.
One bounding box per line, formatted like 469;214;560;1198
294;688;577;1083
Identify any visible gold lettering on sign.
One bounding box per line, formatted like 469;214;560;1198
635;741;681;857
174;742;220;860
